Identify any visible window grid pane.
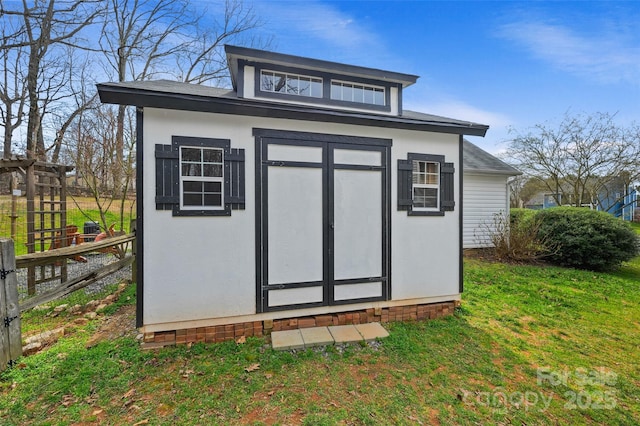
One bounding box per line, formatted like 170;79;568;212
260;70;323;98
413;187;438;208
412;160;439;185
412;160;439;209
180;146;224;209
330;81;385;106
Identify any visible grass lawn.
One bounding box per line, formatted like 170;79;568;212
1;254;639;424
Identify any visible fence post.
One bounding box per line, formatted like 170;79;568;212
0;238;22;370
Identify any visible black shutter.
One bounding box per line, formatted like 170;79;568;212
155;144;179;210
441;162;455;212
225;148;245;210
397;159;413;211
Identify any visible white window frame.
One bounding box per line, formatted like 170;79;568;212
179;145;224;211
412;160;440;211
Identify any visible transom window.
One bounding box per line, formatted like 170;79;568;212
180;146;224;209
412;160;439;209
260;70;322;98
330;80;385;106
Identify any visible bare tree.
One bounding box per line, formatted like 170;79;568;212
505;112;640;209
99;0;264;173
0;21;28;159
508;175;546;208
91;0;264;231
63;102;136;233
1;0;101;160
176;0;265;85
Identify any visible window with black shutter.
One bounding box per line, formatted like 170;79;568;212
397;153;454;216
155;136;245;216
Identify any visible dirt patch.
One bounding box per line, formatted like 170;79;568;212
86;305;138;348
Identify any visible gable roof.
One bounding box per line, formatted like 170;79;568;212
97;79;489;137
463;139;521;176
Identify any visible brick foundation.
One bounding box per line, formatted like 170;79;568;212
142;301;457;347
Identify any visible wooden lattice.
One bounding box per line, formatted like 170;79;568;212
0;157;73;295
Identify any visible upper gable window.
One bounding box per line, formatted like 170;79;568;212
330;80;385;106
260;70;322;98
251;63;392;113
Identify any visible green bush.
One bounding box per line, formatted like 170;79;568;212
536;207;640;271
509;208;538;227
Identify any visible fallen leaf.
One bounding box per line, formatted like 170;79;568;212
236;336;246;344
91;409;104;416
61;395;75;407
245;363;260;373
407;415;423;425
264;372;273;379
122;388;136;399
180;369;194;378
133;419;149;426
267;390;275;396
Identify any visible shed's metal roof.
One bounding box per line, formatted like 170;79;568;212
463;139;521;176
97;79;489;137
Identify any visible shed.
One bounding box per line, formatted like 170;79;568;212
462;140;521;248
97;45;488;345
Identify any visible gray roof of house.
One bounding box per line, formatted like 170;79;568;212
97;79;489;137
463;139;521;176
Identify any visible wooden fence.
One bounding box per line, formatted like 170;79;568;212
0;234;135;371
0;239;21;369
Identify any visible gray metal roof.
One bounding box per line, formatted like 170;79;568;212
97;80;489;137
463;139;521;176
99;79;236;99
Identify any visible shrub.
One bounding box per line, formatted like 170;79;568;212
510;208;537;227
480;210;549;262
536;207;640;271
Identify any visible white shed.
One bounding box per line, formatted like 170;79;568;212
97;46;488;345
462;140;522;248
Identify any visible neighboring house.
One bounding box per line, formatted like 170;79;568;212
525;191;578;210
525;178;637;221
596;178;637;221
462;140;521;248
97;45;488;345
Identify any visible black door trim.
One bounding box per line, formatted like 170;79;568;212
255;128;391;313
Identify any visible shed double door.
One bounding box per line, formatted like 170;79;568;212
255;130;391;312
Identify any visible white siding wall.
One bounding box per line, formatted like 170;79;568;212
142;108;461;330
463;173;509;248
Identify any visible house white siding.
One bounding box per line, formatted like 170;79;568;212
463;172;509;248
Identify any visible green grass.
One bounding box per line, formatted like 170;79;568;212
1;256;639;425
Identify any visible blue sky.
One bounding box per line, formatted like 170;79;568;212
249;0;640;154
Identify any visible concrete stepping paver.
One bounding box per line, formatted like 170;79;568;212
300;327;334;347
355;322;389;341
271;329;304;351
271;322;390;350
328;325;363;343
